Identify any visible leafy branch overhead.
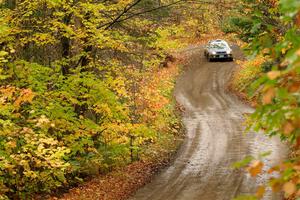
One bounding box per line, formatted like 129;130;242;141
229;0;300;199
100;0;188;29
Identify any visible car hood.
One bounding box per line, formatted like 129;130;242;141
209;47;231;52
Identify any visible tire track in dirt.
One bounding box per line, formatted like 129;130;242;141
129;46;287;200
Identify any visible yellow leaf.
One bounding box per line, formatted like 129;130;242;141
271;180;281;192
283;182;296;196
296;49;300;56
282;48;288;54
256;186;265;198
262;48;270;54
7;141;17;148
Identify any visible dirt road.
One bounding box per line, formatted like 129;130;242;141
130;46;287;200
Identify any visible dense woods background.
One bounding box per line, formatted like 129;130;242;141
2;0;300;199
0;0;229;199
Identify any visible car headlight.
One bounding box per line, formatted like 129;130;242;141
226;50;232;54
212;51;216;55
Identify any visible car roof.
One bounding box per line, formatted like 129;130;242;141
209;39;227;44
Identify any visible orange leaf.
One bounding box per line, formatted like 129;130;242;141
295;12;300;27
268;165;280;174
282;121;295;136
288;82;300;93
262;87;275;105
294;165;300;172
247;160;264;177
283;182;296;196
267;71;281;80
296;189;300;197
14;89;35;109
296;137;300;148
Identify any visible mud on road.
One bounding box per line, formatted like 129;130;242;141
129;46;287;200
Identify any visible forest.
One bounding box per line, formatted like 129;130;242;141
0;0;300;199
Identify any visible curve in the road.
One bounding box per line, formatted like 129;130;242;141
130;46;287;200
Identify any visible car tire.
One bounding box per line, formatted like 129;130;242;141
208;57;212;62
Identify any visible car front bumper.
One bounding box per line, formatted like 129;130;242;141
209;54;233;59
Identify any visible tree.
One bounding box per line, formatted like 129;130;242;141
230;0;300;198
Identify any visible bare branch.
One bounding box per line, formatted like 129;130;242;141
97;0;143;30
112;0;186;25
100;0;218;29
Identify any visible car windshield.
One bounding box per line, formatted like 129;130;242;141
210;43;227;49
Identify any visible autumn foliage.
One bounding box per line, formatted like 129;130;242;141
0;0;191;198
230;0;300;199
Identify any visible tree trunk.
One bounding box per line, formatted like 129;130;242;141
5;0;16;9
61;14;72;75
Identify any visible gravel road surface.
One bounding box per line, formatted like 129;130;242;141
130;46;287;200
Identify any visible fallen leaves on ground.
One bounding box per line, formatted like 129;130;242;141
46;158;172;200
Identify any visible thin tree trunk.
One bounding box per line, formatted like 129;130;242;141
61;14;72;75
5;0;16;9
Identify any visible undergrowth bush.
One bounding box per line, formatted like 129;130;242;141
0;1;185;198
0;60;182;199
231;56;265;95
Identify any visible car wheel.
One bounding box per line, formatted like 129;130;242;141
208;57;212;62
